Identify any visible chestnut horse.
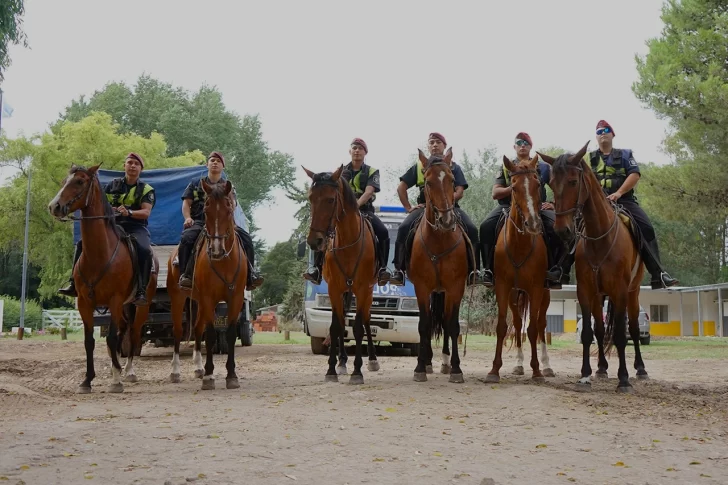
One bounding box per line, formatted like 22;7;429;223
48;164;158;393
485;154;554;383
409;148;468;384
303;165;380;384
539;142;647;393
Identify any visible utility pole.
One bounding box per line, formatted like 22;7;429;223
18;166;31;340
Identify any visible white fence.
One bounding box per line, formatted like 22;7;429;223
41;310;83;329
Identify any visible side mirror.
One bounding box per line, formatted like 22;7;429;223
296;240;307;259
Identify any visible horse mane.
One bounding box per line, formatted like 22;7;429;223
70;165;120;238
205;181;231;201
312;171;358;210
425;154;447;169
551;152;577;176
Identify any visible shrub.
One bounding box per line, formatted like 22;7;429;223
0;295;43;331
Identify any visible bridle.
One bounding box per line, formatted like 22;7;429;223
203;197;242;294
58;169;118;222
423;161;456;232
505;168;541;236
502;167;540;277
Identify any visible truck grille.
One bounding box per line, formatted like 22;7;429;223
349;297;399;311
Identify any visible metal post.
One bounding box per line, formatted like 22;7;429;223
679;292;684;337
18;167;31;340
697;290;702;337
718;287;723;338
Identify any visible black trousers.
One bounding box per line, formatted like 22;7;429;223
618;197;665;276
456;207;480;270
179;221;256;276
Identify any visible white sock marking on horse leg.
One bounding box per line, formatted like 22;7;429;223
171;352;181;376
540;341;551;370
111;366;122;385
193;349;203;373
516;345;524;367
124;356;135;377
441;352;450;366
578;376;592;385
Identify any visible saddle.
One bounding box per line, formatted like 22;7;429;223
361;213;382;275
403;211;476;275
116;226;157;300
615;206;642;251
173;228;249;274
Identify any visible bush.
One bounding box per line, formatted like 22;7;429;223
0;295;43;331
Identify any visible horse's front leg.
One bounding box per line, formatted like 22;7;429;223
361;296;380;372
447;301;464;383
593;298;608;378
199;300;217;390
349;308;365;385
77;301;96;394
326;294;345;382
512;297;525;376
337;326;348;376
576;298;594;390
224;307;240;389
527;290;544;382
106;300;125;393
539;291;555;378
485;282;510;383
610;297;632;393
440;323;451;374
628;290;648;379
413;294;431;382
169;292;185;383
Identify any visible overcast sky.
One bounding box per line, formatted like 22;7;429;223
1;0;671;247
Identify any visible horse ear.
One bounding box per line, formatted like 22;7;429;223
87;164;102;175
201;178;212;194
301;165;315;180
444;147;453;165
502;155;516;173
224;180;233;195
417;149;428;167
331;164;344;182
537;152;556;166
529;154;540;168
568;141;590;166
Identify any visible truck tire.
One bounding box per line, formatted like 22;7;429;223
640;336;651;346
240;321;253;347
216;329;229;355
310;336;328;355
408;343;420;357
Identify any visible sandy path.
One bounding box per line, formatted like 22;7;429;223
1;339;727;485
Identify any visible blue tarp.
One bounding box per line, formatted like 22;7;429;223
73;166;249;245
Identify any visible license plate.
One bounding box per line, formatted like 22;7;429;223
214;316;227;328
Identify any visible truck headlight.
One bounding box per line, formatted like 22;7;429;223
400;298;418;311
316;295;331;309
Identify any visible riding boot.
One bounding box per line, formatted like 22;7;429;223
642;238;678;289
132;254;152;306
303;250;324;285
480;242;494;287
58;241;83;297
389;242;406;286
544;233;563;289
559;249;574;285
377;238;392;286
241;242;264;290
179;248;196;289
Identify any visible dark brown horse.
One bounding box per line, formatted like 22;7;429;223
539;142;647;392
187;179;248;390
409;148;468;383
48;164;158;393
485;154;554;383
303;164;380;384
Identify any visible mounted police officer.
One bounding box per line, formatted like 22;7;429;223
57;152;156;306
568;120;678;289
177;151;264;291
478;133;567;289
303;138;392;286
389;132;481;286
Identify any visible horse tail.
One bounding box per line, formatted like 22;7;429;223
430;292;445;340
603;298;616;356
506;290;529;350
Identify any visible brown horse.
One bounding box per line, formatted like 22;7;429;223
409;148;468;383
485;154;553;383
185;179;248;390
48;164;158;393
539;142;647;392
302;164;380;384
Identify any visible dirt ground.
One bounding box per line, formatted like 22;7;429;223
1;337;727;485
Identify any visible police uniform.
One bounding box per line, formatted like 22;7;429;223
177;175;260;289
478;160;566;287
58;166;156;305
389;152;480;285
578;146;677;289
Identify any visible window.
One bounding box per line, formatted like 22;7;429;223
650;305;669;322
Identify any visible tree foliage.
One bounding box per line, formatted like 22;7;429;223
257;239;299;307
0;0;27;82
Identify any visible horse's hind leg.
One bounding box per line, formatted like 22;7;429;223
612;302;632;393
224;309;241;389
337;329;348;376
124;305;142;383
413;288;431;382
169;293;185;383
593;298;609;378
362;299;379;373
77;302;96;393
628;290;648;379
447;301;464;383
527;291;544;382
486;283;510;383
199;301;216;390
440;324;451;375
349;310;365;385
539;290;555;377
512;295;525;376
106;300;125;393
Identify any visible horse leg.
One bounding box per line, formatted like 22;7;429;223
539;290;555;378
124;305;141;383
337;327;348;376
527;293;544;382
326;295;344;382
576;297;594;390
77;302;96;394
512;301;524;376
611;298;632;392
425;320;436;374
225;312;240;389
440;323;451;375
447;301;464;383
170;296;183;383
349;309;365;385
593;298;609;378
628;290;648;379
362;298;380;372
413;290;431;381
106;301;125;393
486;283;510;383
200;301;216;390
193;316;205;379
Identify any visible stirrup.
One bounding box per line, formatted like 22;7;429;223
377;269;391;286
179;275;192;289
132;291;148;306
389;270;406;286
481;270;494;288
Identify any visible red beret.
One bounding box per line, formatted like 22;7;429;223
515;132;533;146
351;138;368;153
126;152;144;169
208;151;225;167
596;120;615;136
428;132;447;146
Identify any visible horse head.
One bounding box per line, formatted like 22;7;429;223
302;164;344;251
420;147;456;231
201;179;235;260
538;141;590;243
503;154;543;236
48;163;102;220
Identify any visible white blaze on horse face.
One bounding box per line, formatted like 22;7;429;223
438;169;446;183
524;176;538;222
213;202;222;256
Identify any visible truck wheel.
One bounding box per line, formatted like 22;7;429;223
408;343;420;357
241;321;253;347
640;336;651;346
215;329;229;355
310;336;328;355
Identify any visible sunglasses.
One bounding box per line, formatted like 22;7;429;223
596;127;612;135
515;139;531;147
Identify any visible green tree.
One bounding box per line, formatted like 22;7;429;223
257;239;298;307
0;112;203;300
58;75;295;213
0;0;27;82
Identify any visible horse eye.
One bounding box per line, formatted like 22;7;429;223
75;179;84;185
327;198;334;204
569;180;578;187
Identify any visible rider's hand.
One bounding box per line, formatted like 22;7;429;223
117;206;129;217
541;202;554;211
183;217;194;228
607;192;622;202
408;204;424;213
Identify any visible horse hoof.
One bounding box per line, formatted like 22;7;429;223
413;372;428;382
170;373;181;383
595;371;608;379
194;369;204;379
617;384;634;394
325;374;339;383
575;380;592;392
77;385;92;394
336;366;348;376
123;374;138;383
513;366;524;376
449;373;464;384
367;361;380;372
425;365;434;374
636;371;649;380
543;368;555;378
532;375;545;383
108;383;124;393
349;374;364;385
226;378;240;389
484;374;500;384
440;365;451;375
201;378;215;390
